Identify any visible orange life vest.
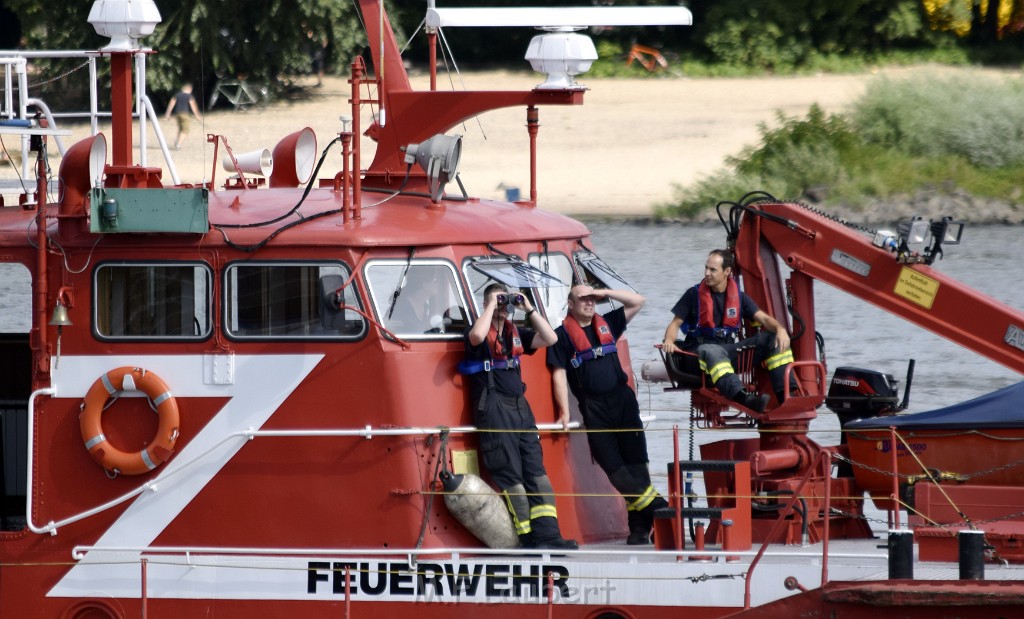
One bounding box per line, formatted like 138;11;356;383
562;313;617;369
458;319;525;374
686;279;741;340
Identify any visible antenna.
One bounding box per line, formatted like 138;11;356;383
425;5;693;88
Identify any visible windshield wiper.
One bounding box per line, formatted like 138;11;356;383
386;248;417;319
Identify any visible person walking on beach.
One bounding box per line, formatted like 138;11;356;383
461;283;578;550
164;83;202;150
548;284;667;545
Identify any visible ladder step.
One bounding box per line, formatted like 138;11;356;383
666;460;743;473
654;507;724;519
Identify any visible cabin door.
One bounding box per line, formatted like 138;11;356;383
0;262;32;531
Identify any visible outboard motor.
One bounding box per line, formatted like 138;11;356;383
826;366;905;478
826;366;901;426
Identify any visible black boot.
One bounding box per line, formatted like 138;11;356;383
627;496;669;545
646;496;669;522
733;389;769;413
518;532;533;549
626;510;651;545
529;516;579;550
627;527;652;545
533;537;580;550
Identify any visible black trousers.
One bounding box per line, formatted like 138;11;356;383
579;384;652;495
678;331;793;397
474;393;546;487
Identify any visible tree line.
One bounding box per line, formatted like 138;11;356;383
2;0;1022;109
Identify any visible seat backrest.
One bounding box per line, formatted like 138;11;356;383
661;346;705;390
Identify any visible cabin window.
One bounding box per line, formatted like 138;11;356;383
528;252;573;326
0;263;31;333
574;251;637;316
462;255;566;326
94;263;212;339
365;261;468;338
225;262;365;339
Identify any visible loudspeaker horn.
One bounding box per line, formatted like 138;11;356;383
270;127;317;188
222;148;274;177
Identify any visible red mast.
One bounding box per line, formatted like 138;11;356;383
356;0;584;195
87;0;163;188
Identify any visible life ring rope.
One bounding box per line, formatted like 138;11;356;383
79;366;180;476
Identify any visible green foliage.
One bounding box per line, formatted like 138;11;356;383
655;170;769;219
588;41;633;78
730;106;857;178
852;73;1024;167
691;0;935;72
7;0;1017;111
874;1;925;41
703;20;800;71
5;0;369;108
660;105;871;212
659;72;1024;219
923;0;973;35
146;0;367;103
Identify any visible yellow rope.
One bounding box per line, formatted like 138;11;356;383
893;430;974;529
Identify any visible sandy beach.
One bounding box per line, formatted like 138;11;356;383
4;65;1006;216
154;70;876;217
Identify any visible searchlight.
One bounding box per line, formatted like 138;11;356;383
404;133;463;203
875;215;966;265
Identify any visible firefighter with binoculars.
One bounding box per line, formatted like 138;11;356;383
461;283;578;550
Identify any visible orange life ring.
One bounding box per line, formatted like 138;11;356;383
79;366;180;476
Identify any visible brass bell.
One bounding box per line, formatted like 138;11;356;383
49;301;72;326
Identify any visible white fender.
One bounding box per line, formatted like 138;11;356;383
440;472;520;549
640;359;669;383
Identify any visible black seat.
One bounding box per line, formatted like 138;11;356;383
656;344;761;427
659;343;705;390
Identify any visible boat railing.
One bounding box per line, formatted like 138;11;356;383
28;393;658;536
0;49;179;200
70;543;885;563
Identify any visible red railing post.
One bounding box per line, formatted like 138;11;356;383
672;425;684;556
743;451;824;609
140;558;148;619
345;565;352;618
822;450;831;586
890;426;900;530
349;58;365;220
527;106;539;205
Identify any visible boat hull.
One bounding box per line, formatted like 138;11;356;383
847;428;1024;509
25;546;895;618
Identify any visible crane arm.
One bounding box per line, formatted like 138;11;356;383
730;199;1024;376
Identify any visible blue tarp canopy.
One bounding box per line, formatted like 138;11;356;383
846;381;1024;430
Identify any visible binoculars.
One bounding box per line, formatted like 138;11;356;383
496;293;525;306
